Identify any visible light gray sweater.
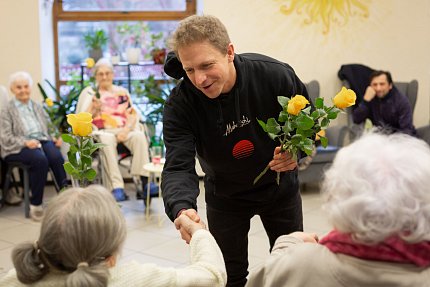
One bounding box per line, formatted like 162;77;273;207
0;99;52;158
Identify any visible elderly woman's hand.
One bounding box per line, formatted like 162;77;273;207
54;137;62;147
25;139;41;149
116;128;130;143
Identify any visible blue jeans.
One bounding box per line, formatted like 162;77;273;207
5;141;67;205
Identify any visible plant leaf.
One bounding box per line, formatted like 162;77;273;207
277;96;290;109
256;119;267;132
266;118;281;134
63;162;79;177
278;111;289;123
315;97;324;109
62;134;77;145
296;114;314;130
320;136;328;148
83;168;97;181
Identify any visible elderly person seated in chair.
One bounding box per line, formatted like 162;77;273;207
352;70;416;136
0;71;67;221
77;58;151;202
246;132;430;287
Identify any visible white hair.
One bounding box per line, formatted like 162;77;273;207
12;185;127;286
94;58;114;75
321;131;430;244
9;71;33;89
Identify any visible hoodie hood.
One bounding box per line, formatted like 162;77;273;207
164;51;186;80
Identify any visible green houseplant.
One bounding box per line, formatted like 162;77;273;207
83;29;108;61
38;79;82;135
133;74;178;144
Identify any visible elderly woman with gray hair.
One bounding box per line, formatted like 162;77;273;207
0;185;227;287
76;58;151;202
246;132;430;287
0;71;67;221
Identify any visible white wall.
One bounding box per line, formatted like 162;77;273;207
0;0;43;101
203;0;430;127
0;0;429;127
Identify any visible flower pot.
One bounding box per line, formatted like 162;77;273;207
89;48;103;62
126;47;141;64
151;48;166;64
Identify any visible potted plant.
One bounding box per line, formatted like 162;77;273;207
37;79;82;135
116;22;149;63
83;29;108;61
149;32;166;64
133;74;178;139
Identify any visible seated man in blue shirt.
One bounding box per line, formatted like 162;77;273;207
352;70;416;136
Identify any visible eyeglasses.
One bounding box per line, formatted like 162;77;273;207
96;71;113;77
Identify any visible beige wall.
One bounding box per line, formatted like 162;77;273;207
0;0;429;127
0;0;43;101
204;0;430;127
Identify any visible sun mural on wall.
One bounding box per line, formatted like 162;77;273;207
278;0;371;34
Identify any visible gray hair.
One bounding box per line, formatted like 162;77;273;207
12;185;127;287
168;15;231;57
9;71;33;90
93;58;114;76
321;132;430;244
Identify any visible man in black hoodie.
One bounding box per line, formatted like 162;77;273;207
162;15;309;287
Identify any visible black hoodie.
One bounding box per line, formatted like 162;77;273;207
161;52;309;221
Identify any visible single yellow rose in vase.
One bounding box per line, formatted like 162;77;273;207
67;112;93;137
45;98;54;107
333;87;356;109
85;57;95;68
287;95;310;115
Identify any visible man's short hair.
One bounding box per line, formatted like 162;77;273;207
168;15;231;58
369;70;393;85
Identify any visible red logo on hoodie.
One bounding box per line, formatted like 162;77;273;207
232;140;254;159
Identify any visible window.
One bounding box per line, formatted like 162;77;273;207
52;0;196;92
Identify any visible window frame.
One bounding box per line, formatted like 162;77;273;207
52;0;196;89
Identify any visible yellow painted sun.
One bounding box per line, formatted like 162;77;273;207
278;0;370;34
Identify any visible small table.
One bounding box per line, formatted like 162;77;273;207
143;161;164;220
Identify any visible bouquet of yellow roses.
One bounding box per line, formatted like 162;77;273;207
254;87;356;184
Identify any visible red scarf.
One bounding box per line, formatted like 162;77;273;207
319;230;430;267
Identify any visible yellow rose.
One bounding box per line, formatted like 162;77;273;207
45;98;54;107
315;129;326;140
67;112;93;137
333;87;356;109
287;95;310;116
85;57;95;68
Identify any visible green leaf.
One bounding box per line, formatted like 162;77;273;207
278;111;289;123
277;96;290;109
37;83;48;99
327;111;339;120
321;118;330;129
62;134;77;145
303;145;314;156
320;136;328;148
67;151;79;168
257;119;267;132
83;168;97;181
282;121;293;133
301;106;311;115
266;118;281;134
81;155;92;168
291;134;302;145
296;114;314;130
63;162;79;177
315;97;324;109
268;133;278;140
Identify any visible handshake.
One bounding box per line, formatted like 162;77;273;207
174;209;206;244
